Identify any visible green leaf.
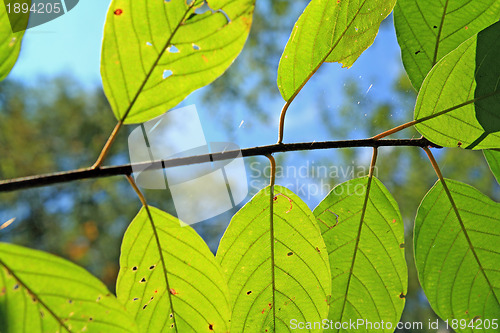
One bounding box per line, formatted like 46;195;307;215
313;177;407;332
101;0;255;124
0;4;25;81
277;0;396;102
0;242;137;332
414;21;500;150
394;0;500;91
414;179;500;331
217;185;331;332
484;149;500;184
117;206;231;333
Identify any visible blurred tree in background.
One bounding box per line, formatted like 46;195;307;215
0;0;497;331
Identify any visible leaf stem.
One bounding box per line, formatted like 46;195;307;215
125;175;148;207
266;154;276;187
371;120;417;140
277;102;291;144
92;120;123;169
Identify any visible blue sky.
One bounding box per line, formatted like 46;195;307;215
6;0;446;209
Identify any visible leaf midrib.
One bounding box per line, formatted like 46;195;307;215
143;206;179;333
281;0;369;103
439;179;500;308
119;3;196;123
0;258;72;332
432;0;450;66
336;176;374;331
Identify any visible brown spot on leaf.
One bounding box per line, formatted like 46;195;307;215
114;9;123;15
399;293;405;299
170;288;178;295
209;323;214;330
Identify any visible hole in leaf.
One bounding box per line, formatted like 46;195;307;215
195;2;211;14
209;323;214;331
169;313;173;318
399;243;405;248
163;70;173;79
355;27;358;31
149;265;156;270
132;266;138;271
169;45;179;53
415;50;421;55
89;317;93;321
246;291;252;295
114;9;123;15
146;42;153;46
433;25;437;28
287;252;293;256
140;277;146;283
68;299;73;304
13;284;19;290
192;43;200;51
217;9;231;23
399;293;405;299
133;298;139;301
170;324;175;328
143;304;147;310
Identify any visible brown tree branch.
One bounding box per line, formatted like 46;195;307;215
0;137;439;193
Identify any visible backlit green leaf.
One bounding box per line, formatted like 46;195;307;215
415;179;500;332
0;4;25;81
277;0;396;101
0;242;137;332
313;177;407;332
484;149;500;184
117;206;231;333
414;21;500;149
101;0;255;124
217;185;331;332
394;0;500;91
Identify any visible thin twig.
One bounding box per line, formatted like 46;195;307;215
0;138;439;193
